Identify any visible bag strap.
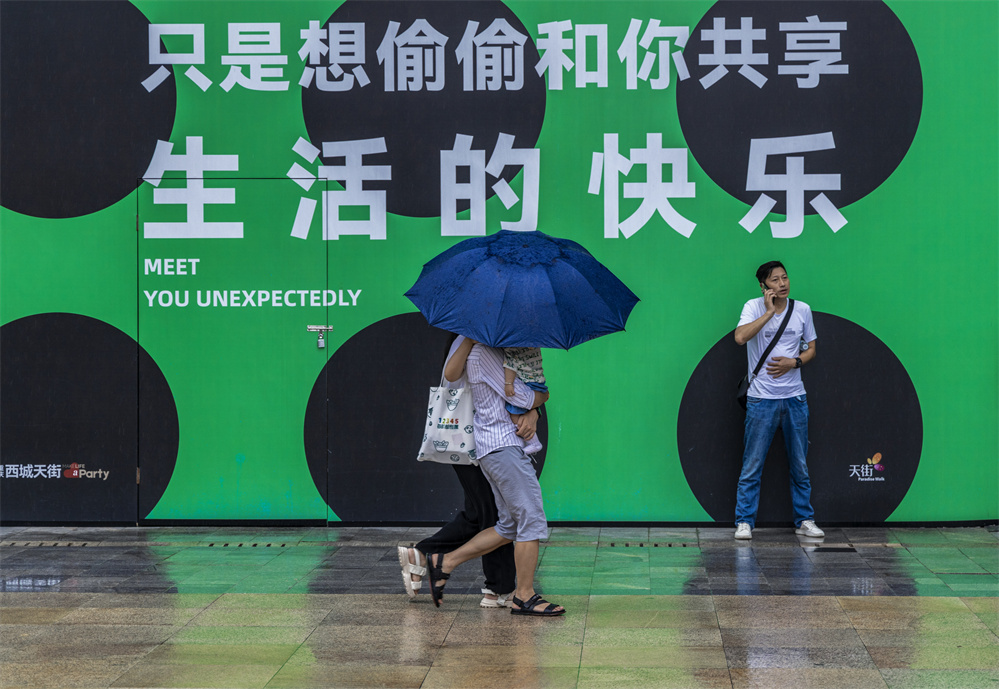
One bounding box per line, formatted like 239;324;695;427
750;299;795;380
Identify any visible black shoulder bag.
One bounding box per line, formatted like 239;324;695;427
736;299;795;409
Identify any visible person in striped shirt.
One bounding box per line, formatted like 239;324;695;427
424;336;565;616
397;335;516;608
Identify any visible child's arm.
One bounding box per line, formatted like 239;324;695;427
504;366;516;398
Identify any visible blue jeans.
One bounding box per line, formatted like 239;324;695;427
735;395;814;528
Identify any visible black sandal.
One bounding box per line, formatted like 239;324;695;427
426;553;450;608
510;593;565;616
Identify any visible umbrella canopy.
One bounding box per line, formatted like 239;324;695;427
405;230;639;349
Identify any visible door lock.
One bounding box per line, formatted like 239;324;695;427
307;325;334;349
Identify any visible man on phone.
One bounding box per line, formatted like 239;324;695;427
732;261;823;540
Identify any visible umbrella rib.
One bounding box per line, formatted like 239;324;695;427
493;266;520;348
545;270;571;350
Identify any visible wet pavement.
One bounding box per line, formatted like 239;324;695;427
1;525;996;688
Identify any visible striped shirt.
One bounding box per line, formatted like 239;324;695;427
463;342;543;457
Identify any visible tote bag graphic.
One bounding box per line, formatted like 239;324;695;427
417;381;477;465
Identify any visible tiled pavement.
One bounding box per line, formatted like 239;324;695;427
0;525;996;688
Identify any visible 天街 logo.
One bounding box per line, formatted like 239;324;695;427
849;452;885;482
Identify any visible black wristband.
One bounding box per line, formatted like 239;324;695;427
794;357;802;369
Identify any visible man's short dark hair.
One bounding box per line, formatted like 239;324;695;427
756;261;786;284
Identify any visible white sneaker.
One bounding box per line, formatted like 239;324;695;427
480;588;513;608
734;523;752;540
795;520;825;538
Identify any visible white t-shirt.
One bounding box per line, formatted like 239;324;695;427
738;298;817;399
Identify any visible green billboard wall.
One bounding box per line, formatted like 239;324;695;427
1;0;996;524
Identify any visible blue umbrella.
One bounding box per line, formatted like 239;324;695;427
405;230;639;349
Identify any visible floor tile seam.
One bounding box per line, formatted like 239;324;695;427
257;624;316;684
802;622;879;669
425;592;466;674
833;594;979;615
92;647;152;688
171;593;231;633
578;592;598;684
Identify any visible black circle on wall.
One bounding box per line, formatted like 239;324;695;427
304;312;548;522
0;313;179;522
676;1;922;215
0;1;176;218
301;1;546;218
677;312;921;524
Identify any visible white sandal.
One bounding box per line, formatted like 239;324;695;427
479;587;512;608
397;546;427;599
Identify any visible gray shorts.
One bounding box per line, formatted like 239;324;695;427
477;445;548;542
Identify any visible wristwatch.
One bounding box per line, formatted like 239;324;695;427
794;357;802;368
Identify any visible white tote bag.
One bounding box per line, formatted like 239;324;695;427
417;376;477;465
